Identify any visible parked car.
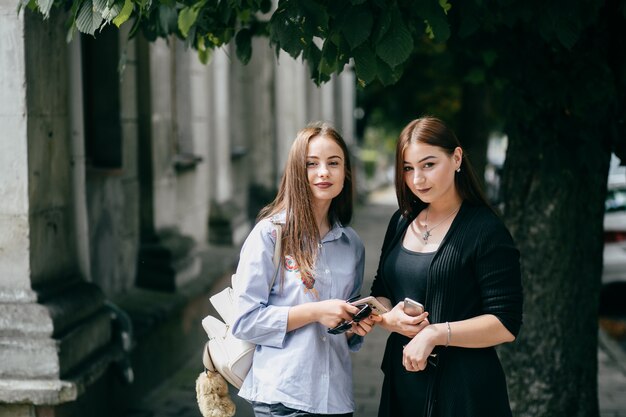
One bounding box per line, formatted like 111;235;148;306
603;154;626;284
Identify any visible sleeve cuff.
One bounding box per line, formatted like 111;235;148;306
258;305;290;348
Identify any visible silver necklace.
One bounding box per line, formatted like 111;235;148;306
421;205;461;243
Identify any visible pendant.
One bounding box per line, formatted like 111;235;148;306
422;230;431;243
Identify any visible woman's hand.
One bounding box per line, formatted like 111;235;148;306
349;316;375;336
371;301;430;338
402;324;445;372
313;299;360;329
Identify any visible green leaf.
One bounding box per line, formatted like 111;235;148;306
439;0;451;15
299;0;328;37
197;38;212;64
17;0;31;15
112;0;133;27
353;43;376;86
66;20;75;42
218;0;233;25
158;4;177;34
339;5;373;50
235;28;253;64
36;0;54;18
371;6;391;43
178;4;200;38
319;38;338;74
93;0;108;14
303;43;326;85
424;15;449;41
375;7;413;68
413;0;450;41
76;0;104;35
65;0;83;41
375;58;399;86
269;1;305;58
138;0;150;10
101;0;123;22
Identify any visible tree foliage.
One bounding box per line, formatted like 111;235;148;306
22;0;452;85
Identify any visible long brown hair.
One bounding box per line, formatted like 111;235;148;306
395;116;491;219
258;122;354;278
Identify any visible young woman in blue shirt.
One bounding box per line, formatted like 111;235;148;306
232;123;371;417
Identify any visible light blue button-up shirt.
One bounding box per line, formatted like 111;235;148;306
231;214;365;414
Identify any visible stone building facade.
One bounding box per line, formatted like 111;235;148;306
0;5;356;416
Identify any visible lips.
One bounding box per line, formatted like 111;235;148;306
416;187;431;193
315;182;333;189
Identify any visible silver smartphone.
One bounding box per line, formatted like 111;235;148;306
403;297;425;316
349;296;388;316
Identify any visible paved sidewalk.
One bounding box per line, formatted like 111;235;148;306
126;188;626;417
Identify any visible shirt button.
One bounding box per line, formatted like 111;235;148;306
322;336;327;341
325;269;330;274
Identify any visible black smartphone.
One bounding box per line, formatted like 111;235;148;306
403;297;425;316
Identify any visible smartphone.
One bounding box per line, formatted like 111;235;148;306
349;296;388;315
403;297;425;316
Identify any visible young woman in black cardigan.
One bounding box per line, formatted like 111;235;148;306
369;117;523;417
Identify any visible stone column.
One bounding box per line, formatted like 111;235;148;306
207;47;251;246
0;8;115;415
274;51;307;178
135;37;200;292
338;70;356;145
240;37;278;220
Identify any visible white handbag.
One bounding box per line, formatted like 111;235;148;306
201;223;282;389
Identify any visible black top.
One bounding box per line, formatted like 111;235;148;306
371;202;523;417
379;241;435;417
383;239;433;305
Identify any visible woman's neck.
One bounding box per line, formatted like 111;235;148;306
427;194;463;216
312;201;331;238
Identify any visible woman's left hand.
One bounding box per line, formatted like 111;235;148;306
402;325;440;372
349;317;375;336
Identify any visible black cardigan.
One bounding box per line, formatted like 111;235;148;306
371;202;523;417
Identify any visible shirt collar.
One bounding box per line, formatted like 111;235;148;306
321;222;347;243
271;212;347;243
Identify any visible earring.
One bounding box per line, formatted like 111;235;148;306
456;167;461;173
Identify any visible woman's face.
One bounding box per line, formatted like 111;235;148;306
402;141;462;205
306;135;345;205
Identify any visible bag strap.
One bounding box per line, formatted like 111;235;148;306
269;223;282;290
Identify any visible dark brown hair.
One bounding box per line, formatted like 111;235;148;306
395;116;491;218
259;122;354;278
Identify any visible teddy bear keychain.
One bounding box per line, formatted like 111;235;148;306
196;345;236;417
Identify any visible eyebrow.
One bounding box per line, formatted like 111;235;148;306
404;155;437;164
307;155;343;160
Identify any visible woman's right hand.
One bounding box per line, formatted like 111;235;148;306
371;301;429;338
313;299;360;329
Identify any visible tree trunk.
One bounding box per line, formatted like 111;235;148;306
498;123;611;416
